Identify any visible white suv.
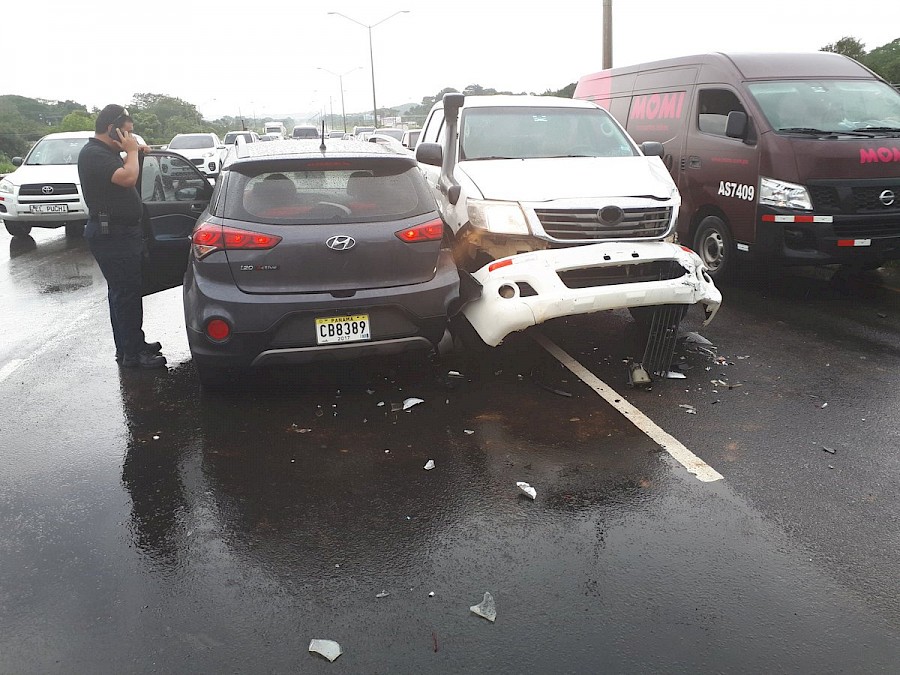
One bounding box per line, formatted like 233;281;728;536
0;131;93;237
165;133;226;178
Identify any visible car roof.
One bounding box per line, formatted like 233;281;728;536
39;131;94;140
172;132;217;138
225;139;413;168
431;94;599;112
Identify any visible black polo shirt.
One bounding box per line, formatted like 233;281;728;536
77;137;143;232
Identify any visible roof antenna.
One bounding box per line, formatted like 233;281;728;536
320;120;327;152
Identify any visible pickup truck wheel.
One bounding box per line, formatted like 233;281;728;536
65;222;85;238
693;216;734;280
4;221;32;237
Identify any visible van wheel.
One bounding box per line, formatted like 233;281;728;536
5;221;32;237
693;216;734;280
65;222;85;237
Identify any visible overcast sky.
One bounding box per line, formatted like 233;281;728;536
5;1;898;122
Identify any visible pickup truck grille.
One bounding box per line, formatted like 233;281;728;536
19;183;78;196
558;260;686;289
535;206;672;241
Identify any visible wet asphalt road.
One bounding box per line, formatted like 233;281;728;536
2;229;900;673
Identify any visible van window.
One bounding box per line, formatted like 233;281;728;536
421;109;445;144
697;89;746;137
748;80;900;133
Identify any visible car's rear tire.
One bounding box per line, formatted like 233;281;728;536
4;221;32;237
65;222;85;238
693;216;734;281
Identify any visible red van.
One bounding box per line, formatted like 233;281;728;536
575;52;900;278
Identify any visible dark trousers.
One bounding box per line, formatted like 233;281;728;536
89;245;146;357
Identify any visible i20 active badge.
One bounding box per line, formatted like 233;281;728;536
326;235;356;251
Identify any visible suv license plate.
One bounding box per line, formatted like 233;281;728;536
29;204;68;214
315;314;371;345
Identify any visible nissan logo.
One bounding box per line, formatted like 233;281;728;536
41;185;54;194
326;235;356;251
879;189;896;207
598;205;625;225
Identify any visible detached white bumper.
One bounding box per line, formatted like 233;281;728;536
462;241;722;346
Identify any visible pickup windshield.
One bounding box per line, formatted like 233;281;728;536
748;79;900;134
25;138;90;165
460;106;636;160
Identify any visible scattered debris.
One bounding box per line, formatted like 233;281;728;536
309;639;342;662
470;592;497;622
877;312;888;319
664;371;687;379
516;481;537;500
820;402;828;409
627;361;652;387
448;370;463;378
678;404;697;415
152;435;160;440
822;446;836;454
402;397;424;411
290;425;312;433
432;631;440;653
375;590;390;599
535;381;573;397
464;429;475;435
428;591;435;597
390;402;403;413
377;401;385;407
424;460;436;471
315;405;324;418
736;355;751;360
828;465;835;470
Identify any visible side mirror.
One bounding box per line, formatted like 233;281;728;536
416;142;443;167
640;141;665;158
12;157;23;166
726;111;748;139
175;187;201;201
160;145;168;150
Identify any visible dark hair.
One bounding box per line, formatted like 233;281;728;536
95;104;132;133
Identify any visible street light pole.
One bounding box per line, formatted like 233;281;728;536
318;66;362;133
328;11;409;129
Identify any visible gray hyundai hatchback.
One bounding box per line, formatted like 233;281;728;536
170;139;460;387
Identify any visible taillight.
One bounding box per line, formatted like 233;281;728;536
192;222;282;259
395;218;443;243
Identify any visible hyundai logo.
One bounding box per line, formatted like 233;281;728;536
326;235;356;251
41;185;54;195
879;189;895;207
597;205;625;225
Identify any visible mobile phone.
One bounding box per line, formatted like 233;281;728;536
108;124;123;141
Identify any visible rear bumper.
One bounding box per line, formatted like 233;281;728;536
462;241;722;346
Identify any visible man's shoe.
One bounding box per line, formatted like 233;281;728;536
116;342;163;362
121;352;167;369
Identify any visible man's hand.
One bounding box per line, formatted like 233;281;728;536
118;129;140;154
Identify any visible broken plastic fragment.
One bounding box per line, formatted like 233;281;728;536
403;397;424;410
464;429;474;435
627;362;652;387
390;402;403;412
516;481;537;500
424;460;435;470
820;402;828;409
375;590;390;599
678;404;697;414
428;591;435;597
822;446;836;454
309;639;342;662
448;370;463;378
664;371;687;379
470;592;497;622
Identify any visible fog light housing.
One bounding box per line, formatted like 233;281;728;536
498;284;516;299
206;318;231;342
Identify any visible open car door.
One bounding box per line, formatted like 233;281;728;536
140;151;213;295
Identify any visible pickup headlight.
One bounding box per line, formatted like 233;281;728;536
0;179;14;194
759;177;812;210
467;199;530;235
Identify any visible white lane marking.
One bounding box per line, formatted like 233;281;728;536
532;331;724;483
0;359;24;384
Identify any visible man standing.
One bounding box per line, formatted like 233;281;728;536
78;104;166;369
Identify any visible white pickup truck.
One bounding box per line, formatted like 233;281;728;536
415;93;722;347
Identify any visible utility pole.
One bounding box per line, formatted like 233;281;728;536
603;0;613;69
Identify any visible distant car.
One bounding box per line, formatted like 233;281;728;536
157;139;460;388
367;133;408;153
166;133;227;178
401;129;421;151
223;130;260;145
292;125;320;139
373;128;405;142
0;131;94;238
328;130;346;139
352;125;375;138
259;133;281;142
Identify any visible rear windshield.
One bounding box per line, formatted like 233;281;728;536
460;106;637;160
169;135;215;149
293;128;319;139
26;138;90;165
224;132;253;144
223;159;434;224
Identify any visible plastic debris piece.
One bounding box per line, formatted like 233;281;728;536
377;401;385;407
315;406;324;417
627;362;652;387
390;402;403;412
516;481;537;500
402;397;424;411
820;402;828;409
376;590;390;599
428;591;435;597
822;446;836;454
536;381;573;397
309;639;342;662
448;370;463;378
678;404;697;415
366;389;375;395
664;371;687;379
424;460;435;471
152;435;160;440
470;592;497;622
464;429;475;435
433;631;440;652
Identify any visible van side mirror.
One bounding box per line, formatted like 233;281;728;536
416;142;443;167
12;157;22;166
640;141;664;158
726;111;748;139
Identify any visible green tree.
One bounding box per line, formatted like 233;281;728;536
57;111;94;132
541;82;576;98
864;38;900;84
822;36;867;61
130;110;162;144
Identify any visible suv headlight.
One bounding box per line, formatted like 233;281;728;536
0;179;14;194
759;177;812;210
467;199;530;235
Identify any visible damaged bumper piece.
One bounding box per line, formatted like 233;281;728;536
462;241;722;346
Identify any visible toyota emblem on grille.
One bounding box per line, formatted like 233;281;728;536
326;235;356;251
597;205;625;225
879;189;896;207
41;185;54;195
